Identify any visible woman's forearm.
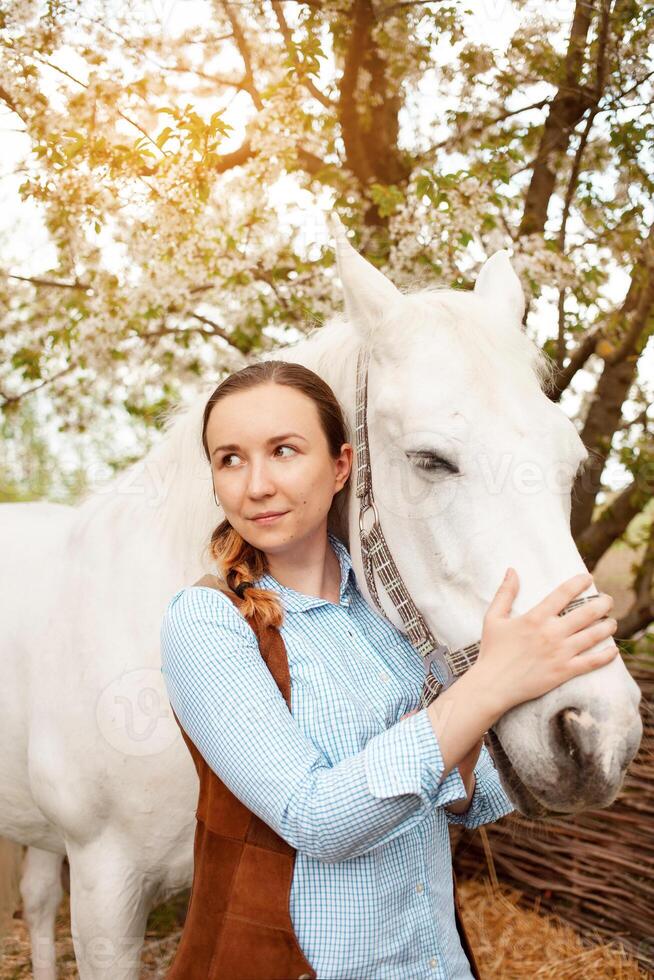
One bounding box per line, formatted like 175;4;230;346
444;772;476;814
426;663;505;778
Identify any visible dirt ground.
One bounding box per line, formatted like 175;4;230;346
0;875;648;979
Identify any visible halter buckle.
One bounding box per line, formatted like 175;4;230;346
359;499;380;535
424;643;457;688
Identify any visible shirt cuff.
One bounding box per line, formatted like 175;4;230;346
364;708;470;810
445;742;516;828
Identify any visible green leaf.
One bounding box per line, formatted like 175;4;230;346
369;182;404;217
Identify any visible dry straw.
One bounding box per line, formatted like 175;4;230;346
456;876;648;979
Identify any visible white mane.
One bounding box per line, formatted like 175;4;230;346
270;313;362;418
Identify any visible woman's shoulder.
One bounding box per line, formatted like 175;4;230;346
163;581;255;642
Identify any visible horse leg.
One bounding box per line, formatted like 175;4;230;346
19;846;64;980
67;837;154;980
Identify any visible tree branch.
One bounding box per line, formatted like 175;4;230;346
145;62;251;92
6;273;91;290
31;55;164;157
519;0;602;237
418;98;551;163
555;0;612;367
609;228;654;362
616;517;654;639
617;405;650;433
212;139;256;173
570;224;654;536
575;474;652;569
209;137;326;176
271;1;332;108
0;365;76;409
189;312;240;347
547;325;603;401
221;2;264;111
0;84;25;123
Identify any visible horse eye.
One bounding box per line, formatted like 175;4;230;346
406;451;459;475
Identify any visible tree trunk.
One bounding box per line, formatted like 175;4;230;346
571;229;654;537
519;0;598;237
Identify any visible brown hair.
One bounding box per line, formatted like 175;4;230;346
201;360;351;631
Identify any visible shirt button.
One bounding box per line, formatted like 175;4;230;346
380;672;390;683
429;956;438;969
416;882;424;893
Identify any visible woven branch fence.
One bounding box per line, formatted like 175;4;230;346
452;652;654;973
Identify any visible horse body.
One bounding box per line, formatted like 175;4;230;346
0;489;207;973
0;502;76;851
0;230;642;977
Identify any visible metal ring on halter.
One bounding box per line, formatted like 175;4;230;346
359;499;380;534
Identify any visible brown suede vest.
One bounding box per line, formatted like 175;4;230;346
166;578;481;980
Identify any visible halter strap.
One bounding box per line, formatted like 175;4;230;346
354;347;602;708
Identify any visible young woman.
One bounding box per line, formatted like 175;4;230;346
160;360;618;980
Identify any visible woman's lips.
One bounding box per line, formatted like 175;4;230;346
250;511;289;525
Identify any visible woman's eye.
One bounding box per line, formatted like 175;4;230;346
219;445;297;467
406;451;459;475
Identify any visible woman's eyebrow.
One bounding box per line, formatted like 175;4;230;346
211;432;309;457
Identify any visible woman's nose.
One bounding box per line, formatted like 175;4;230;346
247;462;276;496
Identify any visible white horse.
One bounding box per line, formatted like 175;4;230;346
0;223;642;978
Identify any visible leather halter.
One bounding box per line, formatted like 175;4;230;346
353;346;602;709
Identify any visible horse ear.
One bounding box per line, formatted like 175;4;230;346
329;214;401;339
473;249;525;324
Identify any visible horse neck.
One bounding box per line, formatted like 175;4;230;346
152;389;218;580
73;387;217;584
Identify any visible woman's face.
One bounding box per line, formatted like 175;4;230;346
206;383;352;554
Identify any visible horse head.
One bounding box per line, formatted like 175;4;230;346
328;219;642;817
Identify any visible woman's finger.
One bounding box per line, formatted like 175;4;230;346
528;572;593;621
556;593;612;636
568;639;620;678
484;567;519;621
564;617;618;656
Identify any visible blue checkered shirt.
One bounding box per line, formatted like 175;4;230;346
160;531;514;979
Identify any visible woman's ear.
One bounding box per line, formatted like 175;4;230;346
334;443;353;491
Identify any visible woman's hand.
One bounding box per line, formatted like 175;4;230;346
475;568;619;720
401;569;618;788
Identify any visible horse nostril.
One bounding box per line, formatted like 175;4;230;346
553;706;596;766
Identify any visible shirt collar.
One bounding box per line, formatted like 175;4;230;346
254;530;356;613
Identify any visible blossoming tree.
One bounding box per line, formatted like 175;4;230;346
1;0;652;635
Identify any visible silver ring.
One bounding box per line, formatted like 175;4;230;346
359;500;379;533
